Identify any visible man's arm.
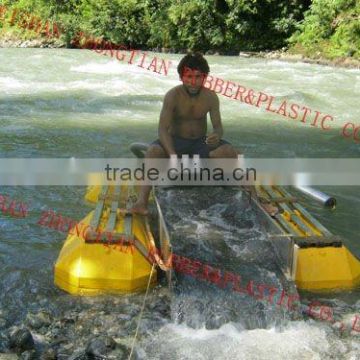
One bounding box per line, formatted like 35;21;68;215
207;93;223;145
158;91;176;156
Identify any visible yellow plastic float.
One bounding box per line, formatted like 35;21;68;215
54;185;171;295
253;185;360;291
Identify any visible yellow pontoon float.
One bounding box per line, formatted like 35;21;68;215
54;184;172;295
253;185;360;291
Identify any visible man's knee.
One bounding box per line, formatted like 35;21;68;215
210;144;238;158
225;145;238;157
146;144;166;158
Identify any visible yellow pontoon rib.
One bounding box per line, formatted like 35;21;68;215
54;185;171;295
253;185;360;291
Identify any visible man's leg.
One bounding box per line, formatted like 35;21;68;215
209;144;279;217
208;143;237;158
131;144;167;215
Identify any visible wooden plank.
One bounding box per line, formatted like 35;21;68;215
123;186;134;239
90;186;108;230
276;215;301;236
264;187;314;236
105;186;121;232
279;187;332;237
259;196;298;204
124;214;132;238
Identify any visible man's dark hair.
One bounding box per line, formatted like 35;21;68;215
177;52;210;77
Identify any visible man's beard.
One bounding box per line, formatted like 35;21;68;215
184;86;201;97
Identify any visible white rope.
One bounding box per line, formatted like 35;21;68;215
128;263;156;360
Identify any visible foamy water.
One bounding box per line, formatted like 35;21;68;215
140;321;360;359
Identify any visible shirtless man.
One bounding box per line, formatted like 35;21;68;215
131;53;278;216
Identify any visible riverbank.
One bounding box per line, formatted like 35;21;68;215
239;50;360;69
262;50;360;70
1;34;360;70
0;32;64;48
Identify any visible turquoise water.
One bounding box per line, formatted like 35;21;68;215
0;48;360;358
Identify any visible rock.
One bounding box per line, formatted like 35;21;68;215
0;36;65;49
205;316;225;329
266;52;281;59
107;326;128;337
9;328;35;352
56;354;76;360
0;354;18;359
41;347;57;360
67;349;86;360
59;343;74;353
126;305;142;317
112;343;130;360
149;301;171;317
117;314;132;322
55;343;75;360
26;311;52;330
206;50;216;55
280;53;303;61
343;57;358;67
19;350;37;359
0;318;7;329
61;314;76;324
85;336;116;358
205;311;234;330
47;327;62;338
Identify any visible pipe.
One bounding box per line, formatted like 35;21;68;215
294;186;336;209
129;142;149;158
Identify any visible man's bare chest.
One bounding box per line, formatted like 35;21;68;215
175;101;209;120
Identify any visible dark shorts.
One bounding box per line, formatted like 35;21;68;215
151;135;230;158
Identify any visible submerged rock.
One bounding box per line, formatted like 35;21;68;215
41;347;57;360
148;300;171;318
85;336;117;358
9;328;35;352
0;310;7;330
19;349;37;359
111;343;131;360
117;313;132;322
205;312;234;330
26;311;52;330
67;349;87;360
0;354;18;359
0;317;7;329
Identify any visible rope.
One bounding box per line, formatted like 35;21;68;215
127;184;172;358
128;263;156;360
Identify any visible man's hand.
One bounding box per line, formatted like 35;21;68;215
206;132;220;146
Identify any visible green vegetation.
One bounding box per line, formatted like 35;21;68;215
289;0;360;60
0;0;359;62
0;0;307;51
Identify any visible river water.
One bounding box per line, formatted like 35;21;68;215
0;48;360;359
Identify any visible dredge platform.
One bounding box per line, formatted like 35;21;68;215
54;147;360;294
